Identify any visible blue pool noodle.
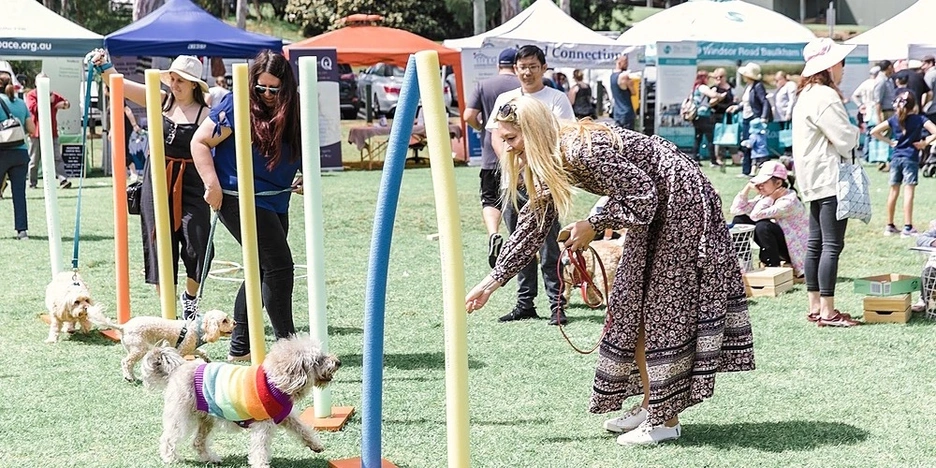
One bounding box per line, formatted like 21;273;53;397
361;55;420;467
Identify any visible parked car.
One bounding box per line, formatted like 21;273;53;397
338;63;360;120
357;62;452;118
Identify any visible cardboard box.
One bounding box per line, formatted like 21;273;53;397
745;267;794;297
854;274;921;296
863;294;912;324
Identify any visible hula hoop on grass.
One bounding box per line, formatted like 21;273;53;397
207;260;308;281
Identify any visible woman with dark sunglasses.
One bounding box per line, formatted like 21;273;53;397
91;50;212;320
466;96;754;446
191;50;302;361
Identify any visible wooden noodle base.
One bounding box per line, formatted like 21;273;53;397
301;406;355;431
328;457;398;468
39;313;121;342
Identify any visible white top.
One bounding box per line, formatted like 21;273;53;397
486;86;576;131
208;86;231;108
791;84;860;202
850;77;878;115
773;81;797;122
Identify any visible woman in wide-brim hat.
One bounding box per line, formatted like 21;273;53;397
728;61;772;177
791;38;861;328
91;51;212;319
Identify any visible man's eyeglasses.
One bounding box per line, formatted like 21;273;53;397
516;64;542;73
254;85;280;95
497;103;518;123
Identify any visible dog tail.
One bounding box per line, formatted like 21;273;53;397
140;340;185;390
86;304;121;330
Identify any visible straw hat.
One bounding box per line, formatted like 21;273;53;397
160;56;209;93
738;62;762;81
801;38;856;78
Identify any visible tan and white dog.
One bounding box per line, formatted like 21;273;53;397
560;236;625;307
44;271;109;343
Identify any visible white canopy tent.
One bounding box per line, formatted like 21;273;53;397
846;0;934;61
444;0;625;68
617;0;815;47
1;0;103;57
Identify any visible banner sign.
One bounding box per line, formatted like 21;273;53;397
482;38;625;69
288;48;343;171
654;42;698;149
696;42;807;61
458;46;503;165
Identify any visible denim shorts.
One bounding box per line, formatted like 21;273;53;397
890;156;919;186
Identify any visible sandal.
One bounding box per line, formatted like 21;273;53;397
817;311;861;328
807;309;851;323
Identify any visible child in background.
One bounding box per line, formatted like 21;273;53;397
871;90;936;237
747;117;769;169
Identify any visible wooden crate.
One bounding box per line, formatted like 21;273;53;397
745;267;794;297
863;294;912;324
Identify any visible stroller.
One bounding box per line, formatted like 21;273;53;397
922;148;936;178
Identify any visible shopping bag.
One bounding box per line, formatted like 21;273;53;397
778;127;793;149
836;159;872;224
713;114;740;146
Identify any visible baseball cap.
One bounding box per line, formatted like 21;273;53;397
751;161;789;185
498;48;517;66
869;65;881;75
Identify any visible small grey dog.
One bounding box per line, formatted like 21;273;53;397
141;334;341;468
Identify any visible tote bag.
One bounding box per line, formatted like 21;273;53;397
836;155;872;224
0;99;26;150
713;114;740;146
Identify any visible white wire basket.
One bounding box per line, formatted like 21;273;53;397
910;246;936;320
730;224;756;274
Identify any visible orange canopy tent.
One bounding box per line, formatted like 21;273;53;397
283;18;467;160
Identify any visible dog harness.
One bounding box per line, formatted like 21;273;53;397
174;316;204;349
193;363;292;428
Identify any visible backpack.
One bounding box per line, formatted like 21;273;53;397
680;92;698;122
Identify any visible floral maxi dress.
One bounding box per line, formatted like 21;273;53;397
489;126;755;427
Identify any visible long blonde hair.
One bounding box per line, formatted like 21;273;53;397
494;96;578;223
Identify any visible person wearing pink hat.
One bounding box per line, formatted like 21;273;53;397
730;161;808;278
791;38;860;327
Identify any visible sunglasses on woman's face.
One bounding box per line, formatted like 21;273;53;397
254;85;280;95
497;103;518;122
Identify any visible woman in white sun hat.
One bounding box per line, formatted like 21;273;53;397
791;38;861;328
90;51;212;321
728;62;772;177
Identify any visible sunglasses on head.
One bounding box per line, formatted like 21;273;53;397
254;85;280;95
497;103;518;123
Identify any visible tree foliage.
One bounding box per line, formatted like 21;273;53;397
285;0;459;40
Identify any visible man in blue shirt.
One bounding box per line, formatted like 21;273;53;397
610;54;636;130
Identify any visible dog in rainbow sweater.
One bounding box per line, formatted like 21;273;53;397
142;334;341;468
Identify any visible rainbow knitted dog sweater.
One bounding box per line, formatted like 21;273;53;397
193;363;292;427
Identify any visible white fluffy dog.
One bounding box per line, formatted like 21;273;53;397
44;271;109;343
141;334;341;468
114;310;235;382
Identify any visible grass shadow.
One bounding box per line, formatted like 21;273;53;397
27;234;114;242
543;434;610;443
66;331;120;346
264;325;364;336
342;375;442;384
679;420;869;452
201;457;329;468
339;352;486;370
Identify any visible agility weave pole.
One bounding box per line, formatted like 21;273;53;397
329;55;420;468
231;63;267;364
296;56;354;431
109;73;131;327
35;76;63;278
414;50;470;468
144;69;177;320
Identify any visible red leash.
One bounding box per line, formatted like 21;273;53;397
556;245;612;355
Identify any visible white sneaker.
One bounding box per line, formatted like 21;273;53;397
603;405;648;433
912;299;927;313
616;421;681;446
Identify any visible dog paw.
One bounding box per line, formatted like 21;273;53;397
45;337;57;343
308;442;325;453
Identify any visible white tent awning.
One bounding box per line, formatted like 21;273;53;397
846;0;932;61
617;0;815;46
444;0;625;68
1;0;103;57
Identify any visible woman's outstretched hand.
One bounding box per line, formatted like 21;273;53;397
466;275;501;313
561;219;596;252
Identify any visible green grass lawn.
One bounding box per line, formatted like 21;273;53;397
1;158;935;467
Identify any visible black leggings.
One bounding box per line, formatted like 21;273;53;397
692;115;715;163
218;194;296;356
805;196;848;297
731;215;790;267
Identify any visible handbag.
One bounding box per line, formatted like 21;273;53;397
836;153;872;224
713;113;740;146
0;98;26;150
127;180;143;215
778;126;793;149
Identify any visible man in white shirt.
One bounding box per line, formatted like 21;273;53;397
486;44;574;326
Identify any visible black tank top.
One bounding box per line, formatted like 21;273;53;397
163;105;205;159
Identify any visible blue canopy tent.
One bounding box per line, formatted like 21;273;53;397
104;0;282;58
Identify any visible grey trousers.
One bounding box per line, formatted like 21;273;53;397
27;136;67;187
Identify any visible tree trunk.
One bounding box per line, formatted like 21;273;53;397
500;0;520;23
236;0;247;29
134;0;165;21
473;0;486;35
559;0;570;15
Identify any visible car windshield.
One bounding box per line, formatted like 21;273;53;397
388;66;404;78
